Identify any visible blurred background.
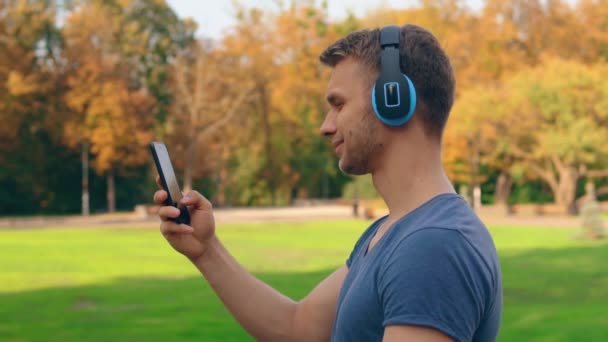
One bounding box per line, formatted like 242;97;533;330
1;0;607;215
0;0;607;341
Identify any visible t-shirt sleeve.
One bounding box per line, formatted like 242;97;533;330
378;228;492;342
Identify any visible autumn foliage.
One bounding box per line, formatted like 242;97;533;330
1;0;607;215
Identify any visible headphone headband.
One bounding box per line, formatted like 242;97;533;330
380;26;400;47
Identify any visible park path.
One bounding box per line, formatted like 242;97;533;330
0;205;589;229
0;205;353;229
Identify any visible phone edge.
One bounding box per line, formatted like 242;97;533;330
148;142;174;206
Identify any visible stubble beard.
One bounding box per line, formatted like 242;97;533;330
339;110;383;176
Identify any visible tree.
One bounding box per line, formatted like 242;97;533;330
0;0;78;215
271;2;350;202
505;57;608;214
218;6;282;204
168;40;254;195
444;84;503;211
112;0;196;124
60;0;194;213
63;1;156;213
576;0;608;62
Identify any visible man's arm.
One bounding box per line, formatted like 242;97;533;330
383;325;454;342
194;236;348;342
156;186;347;341
293;264;348;341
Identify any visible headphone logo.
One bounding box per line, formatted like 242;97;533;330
384;82;401;108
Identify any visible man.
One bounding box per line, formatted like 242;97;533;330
154;24;502;342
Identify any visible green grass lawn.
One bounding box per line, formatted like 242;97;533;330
1;220;607;341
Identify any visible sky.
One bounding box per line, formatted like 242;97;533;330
166;0;485;39
166;0;580;39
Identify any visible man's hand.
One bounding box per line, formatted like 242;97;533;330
153;175;216;262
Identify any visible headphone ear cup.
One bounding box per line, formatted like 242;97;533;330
371;74;417;127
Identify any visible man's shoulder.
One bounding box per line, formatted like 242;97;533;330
378;225;502;342
393;193;491;241
386;193;501;281
371;195;502;342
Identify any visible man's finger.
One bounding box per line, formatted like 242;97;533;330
153;190;168;205
180;190;213;211
156;174;164;190
160;221;194;235
157;206;180;221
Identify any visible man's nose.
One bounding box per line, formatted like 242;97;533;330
319;112;336;137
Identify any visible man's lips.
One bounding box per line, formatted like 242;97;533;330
333;140;344;153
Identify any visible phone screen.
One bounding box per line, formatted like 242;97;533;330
150;142;183;205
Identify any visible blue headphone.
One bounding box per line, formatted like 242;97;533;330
371;26;417;127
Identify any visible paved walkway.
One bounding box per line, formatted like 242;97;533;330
0;205;354;229
0;205;592;229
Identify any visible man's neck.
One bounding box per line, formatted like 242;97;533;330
371;139;455;223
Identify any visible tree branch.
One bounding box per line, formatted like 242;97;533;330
587;170;608;178
528;160;558;194
175;58;195;116
197;85;254;142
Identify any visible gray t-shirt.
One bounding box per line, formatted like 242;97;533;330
331;193;502;342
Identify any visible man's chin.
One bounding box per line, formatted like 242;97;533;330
338;159;367;176
338;159;346;174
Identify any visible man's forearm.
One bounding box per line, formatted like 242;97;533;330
192;235;299;341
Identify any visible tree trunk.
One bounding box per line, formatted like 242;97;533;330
81;141;90;216
183;135;197;193
106;169;116;213
555;166;579;215
321;171;329;199
495;172;513;215
527;157;580;215
217;144;232;207
216;167;227;207
468;133;481;212
353;180;360;217
258;83;276;205
473;185;482;212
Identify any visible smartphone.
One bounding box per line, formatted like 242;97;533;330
148;142;191;225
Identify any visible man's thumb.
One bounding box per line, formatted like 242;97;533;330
180;190;212;211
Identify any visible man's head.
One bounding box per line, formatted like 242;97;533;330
319;24;455;175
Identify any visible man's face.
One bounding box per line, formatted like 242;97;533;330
320;58;385;175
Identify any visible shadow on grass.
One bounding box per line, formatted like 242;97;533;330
0;268;334;342
1;245;607;342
